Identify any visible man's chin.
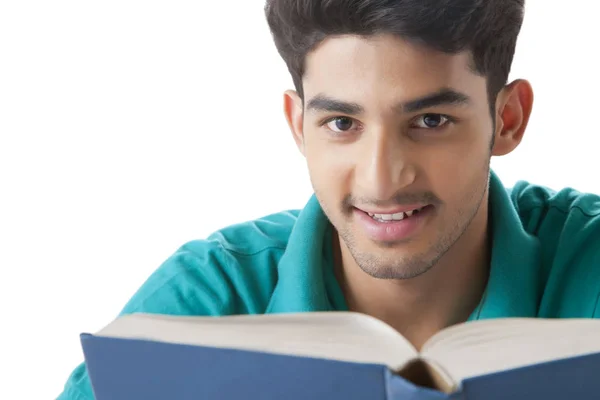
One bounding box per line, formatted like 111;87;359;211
349;243;436;279
355;259;435;280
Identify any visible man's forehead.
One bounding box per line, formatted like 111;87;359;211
301;34;485;110
303;34;478;87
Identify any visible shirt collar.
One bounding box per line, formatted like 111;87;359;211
267;170;542;319
265;194;346;313
469;170;542;320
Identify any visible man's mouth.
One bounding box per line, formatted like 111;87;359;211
366;205;428;223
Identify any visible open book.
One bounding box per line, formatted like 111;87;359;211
88;311;600;395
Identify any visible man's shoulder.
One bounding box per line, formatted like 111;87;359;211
507;179;600;317
508;179;600;232
119;207;304;317
205;208;302;256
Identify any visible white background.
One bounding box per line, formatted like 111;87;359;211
1;1;598;399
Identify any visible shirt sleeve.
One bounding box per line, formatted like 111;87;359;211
535;204;600;318
56;239;240;399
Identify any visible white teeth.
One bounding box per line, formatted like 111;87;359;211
391;212;404;220
368;206;424;222
372;212;405;221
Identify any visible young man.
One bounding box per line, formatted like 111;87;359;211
58;0;600;398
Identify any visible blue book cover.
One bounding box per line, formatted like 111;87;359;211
80;313;600;400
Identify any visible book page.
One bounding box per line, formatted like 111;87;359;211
421;318;600;382
95;312;418;370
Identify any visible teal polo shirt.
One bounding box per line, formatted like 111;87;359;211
58;170;600;400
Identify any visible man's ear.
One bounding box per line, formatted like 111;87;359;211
283;89;306;155
491;79;534;156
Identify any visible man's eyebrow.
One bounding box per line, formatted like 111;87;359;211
305;88;471;116
305;95;364;115
399;88;471;113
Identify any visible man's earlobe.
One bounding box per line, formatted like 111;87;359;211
283;90;306;155
491;79;534;157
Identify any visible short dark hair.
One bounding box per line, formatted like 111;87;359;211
264;0;525;111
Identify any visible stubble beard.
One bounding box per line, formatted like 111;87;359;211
336;162;491;280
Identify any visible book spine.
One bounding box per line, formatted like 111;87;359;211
385;370;457;400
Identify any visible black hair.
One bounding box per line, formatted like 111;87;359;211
264;0;525;111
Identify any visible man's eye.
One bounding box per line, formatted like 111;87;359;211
324;116;356;133
412;114;450;129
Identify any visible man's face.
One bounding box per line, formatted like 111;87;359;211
297;34;496;279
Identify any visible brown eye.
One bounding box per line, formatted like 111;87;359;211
413;114;449;129
326;117;354;132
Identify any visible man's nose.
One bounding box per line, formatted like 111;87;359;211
354;127;416;201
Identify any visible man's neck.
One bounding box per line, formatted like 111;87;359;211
333;201;490;350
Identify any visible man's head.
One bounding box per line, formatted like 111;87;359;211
265;0;533;279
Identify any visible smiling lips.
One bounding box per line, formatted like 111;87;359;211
354;205;432;242
365;205;427;222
